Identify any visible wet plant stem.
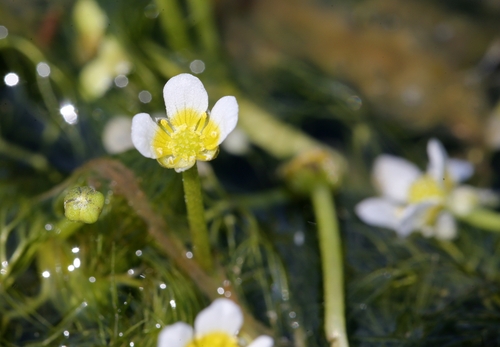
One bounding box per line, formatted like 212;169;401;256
311;183;349;347
459;208;500;232
182;165;213;272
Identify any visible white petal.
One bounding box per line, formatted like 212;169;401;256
157;322;193;347
163;73;208;122
209;96;238;145
397;202;435;237
248;335;274;347
131;113;160;158
355;198;400;230
447;159;474;183
194;298;243;338
102;116;133;154
427;138;448;183
447;185;479;216
434;212;457;240
372;155;421;202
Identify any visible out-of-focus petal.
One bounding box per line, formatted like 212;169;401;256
355;197;400;230
434;211;457;240
447;159;474;183
103;116;133;154
447;185;480;216
372;155;421;202
157;322;193;347
397;202;435;237
427;138;448;184
194;298;243;338
248;335;274;347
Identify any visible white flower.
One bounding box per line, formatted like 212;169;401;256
355;138;490;240
79;36;131;100
131;73;238;172
157;298;273;347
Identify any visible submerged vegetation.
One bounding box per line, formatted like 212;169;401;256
2;0;500;346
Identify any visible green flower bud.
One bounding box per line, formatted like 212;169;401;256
279;148;344;195
64;186;105;224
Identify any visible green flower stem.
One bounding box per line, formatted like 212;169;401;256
186;0;219;57
311;183;349;347
182;165;213;272
154;0;191;52
0;135;49;171
459;208;500;232
54;219;84;240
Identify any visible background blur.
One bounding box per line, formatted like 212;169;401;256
2;0;500;346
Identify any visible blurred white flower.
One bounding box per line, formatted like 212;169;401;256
355;139;494;239
102;116;133;154
73;0;108;61
157;298;273;347
79;36;131;100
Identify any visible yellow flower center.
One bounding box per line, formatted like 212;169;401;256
407;174;455;227
186;332;239;347
408;175;445;204
151;108;221;169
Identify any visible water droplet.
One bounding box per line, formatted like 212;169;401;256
135;250;142;256
63;330;70;337
289;311;297;319
401;86;423;106
73;258;81;268
0;26;8;39
294;231;305;246
159;283;167;289
217;287;224;295
169;299;176;308
128;269;135;275
346;95;362;111
44;224;53;231
2;261;8;268
144;3;159;18
60;104;78;124
291;321;300;329
224;291;232;298
89;276;96;283
68;265;75;272
71;247;80;253
186;251;193;259
189;60;205;74
42;271;50;278
156;323;161;329
138;90;152;103
114;74;128;88
4;72;19;87
36;62;51;77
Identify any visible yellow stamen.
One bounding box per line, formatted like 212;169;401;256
151;108;221;169
408;175;448;226
408;175;445;204
186;332;238;347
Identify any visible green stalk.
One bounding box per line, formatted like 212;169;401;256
311;183;349;347
186;0;219;57
459;208;500;232
155;0;191;52
182;165;213;271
